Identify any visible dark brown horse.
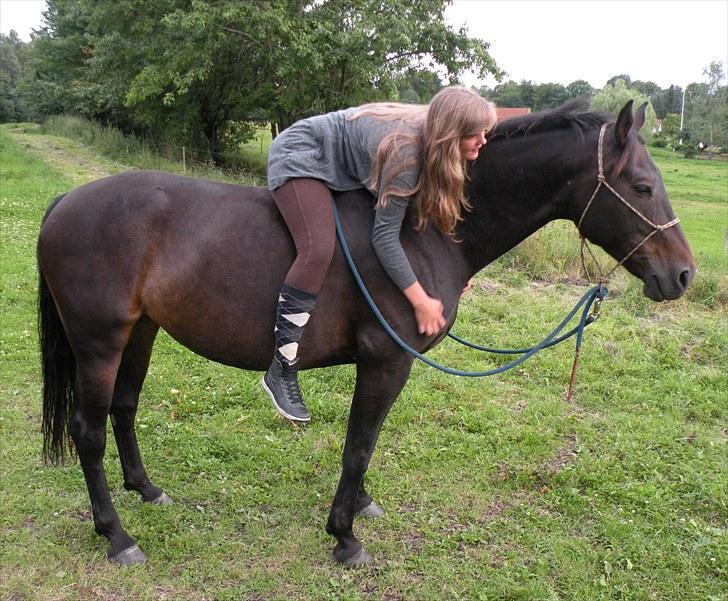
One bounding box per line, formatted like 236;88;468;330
38;101;694;567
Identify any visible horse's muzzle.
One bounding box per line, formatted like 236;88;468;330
643;262;696;301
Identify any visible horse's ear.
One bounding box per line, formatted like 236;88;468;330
633;102;648;132
614;100;634;147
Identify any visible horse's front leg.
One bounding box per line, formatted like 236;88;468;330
326;353;413;567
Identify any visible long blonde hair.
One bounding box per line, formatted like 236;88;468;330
352;87;497;235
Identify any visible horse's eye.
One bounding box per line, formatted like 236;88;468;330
634;184;653;197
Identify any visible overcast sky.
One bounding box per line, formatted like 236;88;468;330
445;0;728;89
2;0;726;89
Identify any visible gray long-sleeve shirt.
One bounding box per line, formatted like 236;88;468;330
267;108;422;290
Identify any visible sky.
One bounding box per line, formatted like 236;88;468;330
1;0;726;89
445;0;728;89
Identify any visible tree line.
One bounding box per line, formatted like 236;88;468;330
1;0;725;165
481;69;727;155
0;0;500;164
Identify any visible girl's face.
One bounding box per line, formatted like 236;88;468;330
459;131;487;161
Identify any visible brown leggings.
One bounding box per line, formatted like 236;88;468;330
272;178;335;295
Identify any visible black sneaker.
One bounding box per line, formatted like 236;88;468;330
261;358;311;423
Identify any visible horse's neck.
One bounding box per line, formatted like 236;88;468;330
459;131;591;275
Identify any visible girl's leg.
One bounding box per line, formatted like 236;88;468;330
263;179;335;422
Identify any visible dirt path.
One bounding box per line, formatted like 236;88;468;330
7;125;129;185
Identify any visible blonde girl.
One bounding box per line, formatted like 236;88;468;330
263;87;497;423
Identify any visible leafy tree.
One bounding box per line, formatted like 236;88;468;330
566;79;594;100
484;79;575;110
661;113;680;137
651;85;683;119
606;74;632;88
26;0;501;161
483;79;534;108
631;80;661;98
396;69;443;104
126;0;501;142
652;113;681;150
531;82;569;110
21;0;98;119
0;31;29;121
590;78;657;139
683;61;727;153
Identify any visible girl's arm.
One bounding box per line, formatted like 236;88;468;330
371;196;446;336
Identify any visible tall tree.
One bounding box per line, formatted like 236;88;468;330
484;79;534;108
606;74;632;88
27;0;501;160
531;82;569;110
396;69;444;104
651;85;683;119
631;80;661;98
566;79;594;100
22;0;97;119
0;31;28;121
590;78;657;139
123;0;502;143
684;61;727;153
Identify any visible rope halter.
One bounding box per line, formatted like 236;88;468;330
576;124;681;282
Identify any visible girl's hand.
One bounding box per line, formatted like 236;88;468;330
413;296;446;336
403;281;447;336
461;278;473;295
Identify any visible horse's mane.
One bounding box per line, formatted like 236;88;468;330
490;99;611;141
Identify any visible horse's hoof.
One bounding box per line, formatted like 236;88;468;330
357;501;384;518
334;544;373;568
151;492;174;505
109;544;146;567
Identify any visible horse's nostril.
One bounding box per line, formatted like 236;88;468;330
679;269;691;289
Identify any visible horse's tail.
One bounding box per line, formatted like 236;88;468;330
39;194;76;465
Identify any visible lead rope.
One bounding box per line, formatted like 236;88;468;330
333;201;607;386
335;123;678;398
571;123;680;398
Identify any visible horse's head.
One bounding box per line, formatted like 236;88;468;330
575;100;695;300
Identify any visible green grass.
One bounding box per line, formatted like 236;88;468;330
1;124;726;601
239;124;274;176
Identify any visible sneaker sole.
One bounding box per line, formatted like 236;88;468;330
261;376;311;423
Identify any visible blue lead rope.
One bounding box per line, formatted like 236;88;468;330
332;202;607;389
448;321;594;355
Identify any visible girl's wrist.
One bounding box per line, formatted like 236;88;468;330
402;281;428;307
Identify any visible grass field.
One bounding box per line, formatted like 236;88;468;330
0;122;726;601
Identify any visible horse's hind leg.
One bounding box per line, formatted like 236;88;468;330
110;317;170;504
71;344;146;566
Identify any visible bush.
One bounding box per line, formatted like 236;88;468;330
651;137;668;148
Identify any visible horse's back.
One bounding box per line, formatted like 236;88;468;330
39;171;289;283
37;171;381;369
